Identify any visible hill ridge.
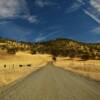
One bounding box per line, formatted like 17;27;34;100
0;37;100;60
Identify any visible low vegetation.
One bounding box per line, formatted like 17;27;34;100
0;37;100;60
0;37;100;85
54;57;100;81
0;52;51;87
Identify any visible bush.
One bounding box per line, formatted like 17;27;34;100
30;47;37;54
52;56;56;61
7;48;16;54
51;49;58;57
81;54;90;60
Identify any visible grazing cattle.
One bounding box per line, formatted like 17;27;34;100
4;65;6;68
19;65;23;67
27;64;32;67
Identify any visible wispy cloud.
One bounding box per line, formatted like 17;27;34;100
66;0;100;24
84;10;100;24
90;0;100;12
84;0;100;24
0;0;39;23
0;0;27;18
66;0;86;14
0;22;34;40
35;30;61;42
0;22;32;35
66;1;83;13
91;26;100;34
35;0;58;8
22;15;39;24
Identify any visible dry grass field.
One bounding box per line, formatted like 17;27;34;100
0;52;52;87
0;51;100;88
54;57;100;81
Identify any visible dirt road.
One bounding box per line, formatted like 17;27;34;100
0;63;100;100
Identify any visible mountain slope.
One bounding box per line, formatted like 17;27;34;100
0;37;100;60
32;38;100;60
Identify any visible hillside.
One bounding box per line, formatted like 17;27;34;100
32;38;100;60
0;37;32;54
0;37;100;60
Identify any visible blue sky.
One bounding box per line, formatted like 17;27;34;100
0;0;100;43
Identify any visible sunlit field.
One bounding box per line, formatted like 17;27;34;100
0;52;51;87
54;57;100;81
0;50;100;88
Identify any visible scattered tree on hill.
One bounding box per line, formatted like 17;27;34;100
81;54;90;61
0;37;100;60
7;48;17;54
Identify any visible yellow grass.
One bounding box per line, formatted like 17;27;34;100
0;52;52;87
54;57;100;81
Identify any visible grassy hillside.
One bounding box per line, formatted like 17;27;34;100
0;37;100;60
32;38;100;60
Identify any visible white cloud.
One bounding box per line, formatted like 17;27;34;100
90;0;100;12
35;36;47;42
67;0;100;24
66;2;83;13
35;31;61;42
84;0;100;24
27;16;38;23
91;27;100;34
35;0;48;7
35;33;53;42
77;0;84;3
66;0;86;13
35;0;58;8
0;0;27;18
22;15;39;23
84;10;100;24
0;0;39;23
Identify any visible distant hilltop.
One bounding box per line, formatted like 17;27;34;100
0;37;100;60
